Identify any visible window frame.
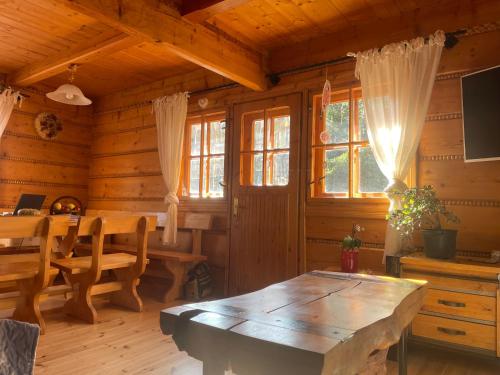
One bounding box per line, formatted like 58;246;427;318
239;107;291;187
310;87;414;200
182;111;227;199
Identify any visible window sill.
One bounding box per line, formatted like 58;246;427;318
307;196;389;205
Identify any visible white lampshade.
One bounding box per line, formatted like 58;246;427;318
46;83;92;106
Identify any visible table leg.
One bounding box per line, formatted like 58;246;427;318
203;359;225;375
398;326;408;375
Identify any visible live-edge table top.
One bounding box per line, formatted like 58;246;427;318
161;271;426;375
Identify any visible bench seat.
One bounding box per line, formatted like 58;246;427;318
77;243;207;263
52;253;138;275
82;209;213;302
0;262;59;282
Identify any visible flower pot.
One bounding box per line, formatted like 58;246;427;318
422;229;457;259
341;249;359;273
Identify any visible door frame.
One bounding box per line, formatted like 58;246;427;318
227;93;302;295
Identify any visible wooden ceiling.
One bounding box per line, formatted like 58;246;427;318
0;0;499;98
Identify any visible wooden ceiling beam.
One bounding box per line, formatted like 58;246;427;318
181;0;249;22
55;0;268;91
10;31;140;87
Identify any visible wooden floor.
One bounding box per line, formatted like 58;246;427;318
34;296;499;375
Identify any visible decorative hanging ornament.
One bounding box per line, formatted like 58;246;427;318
198;97;209;109
46;64;92;106
321;77;331;117
319;130;330;144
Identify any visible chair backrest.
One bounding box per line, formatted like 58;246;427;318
0;216;70;238
0;216;68;288
76;216;151;276
84;209;212;255
85;210;159;228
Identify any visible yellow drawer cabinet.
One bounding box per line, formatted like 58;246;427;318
400;253;500;357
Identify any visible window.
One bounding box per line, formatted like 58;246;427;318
240;107;290;186
183;112;226;198
311;88;388;198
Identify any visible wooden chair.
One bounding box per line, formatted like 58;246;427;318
51;215;154;324
79;210;211;302
0;216;70;333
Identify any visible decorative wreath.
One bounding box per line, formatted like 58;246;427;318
35;112;63;140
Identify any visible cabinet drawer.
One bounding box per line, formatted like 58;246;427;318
412;313;496;351
421;289;496;322
401;270;498;296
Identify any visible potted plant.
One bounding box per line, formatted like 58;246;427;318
387;185;460;259
341;224;364;273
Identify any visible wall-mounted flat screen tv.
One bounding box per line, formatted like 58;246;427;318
461;65;500;162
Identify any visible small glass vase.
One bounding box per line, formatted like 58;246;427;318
341;248;359;273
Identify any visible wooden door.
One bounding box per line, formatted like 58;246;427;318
229;94;301;295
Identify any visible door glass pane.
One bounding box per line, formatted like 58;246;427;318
358;146;388;193
203;122;208;155
326;101;349;144
266;152;289;186
202;157;208;195
210;121;225;154
355;99;368;141
206;156;224;197
253;119;264;151
189;158;200;197
253;153;263;186
324;147;348;193
271;116;290;150
190;124;201;156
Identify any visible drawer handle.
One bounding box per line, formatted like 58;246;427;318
437;327;466;336
437;299;466;308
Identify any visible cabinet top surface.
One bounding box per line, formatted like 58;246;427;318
401;252;500;279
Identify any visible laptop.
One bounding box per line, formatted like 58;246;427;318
12;194;46;215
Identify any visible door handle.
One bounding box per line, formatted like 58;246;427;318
233;198;238;217
438;299;466;308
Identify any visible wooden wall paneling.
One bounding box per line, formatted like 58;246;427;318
0;184;87;209
306;240;385;274
92;127;157;155
0;159;87;185
306;216;387;246
269;7;500;73
0;89;91;210
419;159;500;200
88;25;500;294
89;152;161;177
88;175;165;199
412;205;500;253
419;118;464;157
0;134;89;165
427;78;462;115
8;111;92;146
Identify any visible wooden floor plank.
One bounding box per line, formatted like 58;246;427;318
21;296;498;374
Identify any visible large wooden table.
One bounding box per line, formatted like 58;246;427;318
160;271;427;375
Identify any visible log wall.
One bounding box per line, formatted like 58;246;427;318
88;26;500;292
0;87;92;212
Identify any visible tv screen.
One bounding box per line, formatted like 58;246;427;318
461;65;500;162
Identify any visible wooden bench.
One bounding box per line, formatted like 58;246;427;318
0;216;72;333
82;210;212;302
52;215;155;324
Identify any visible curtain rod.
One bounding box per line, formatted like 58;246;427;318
96;29;466;115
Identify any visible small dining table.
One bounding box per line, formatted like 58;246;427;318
161;271;427;375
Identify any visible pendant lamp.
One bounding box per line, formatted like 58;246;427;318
46;64;92;106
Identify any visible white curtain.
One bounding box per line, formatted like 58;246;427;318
0;89;21;138
350;30;445;258
153;92;189;245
